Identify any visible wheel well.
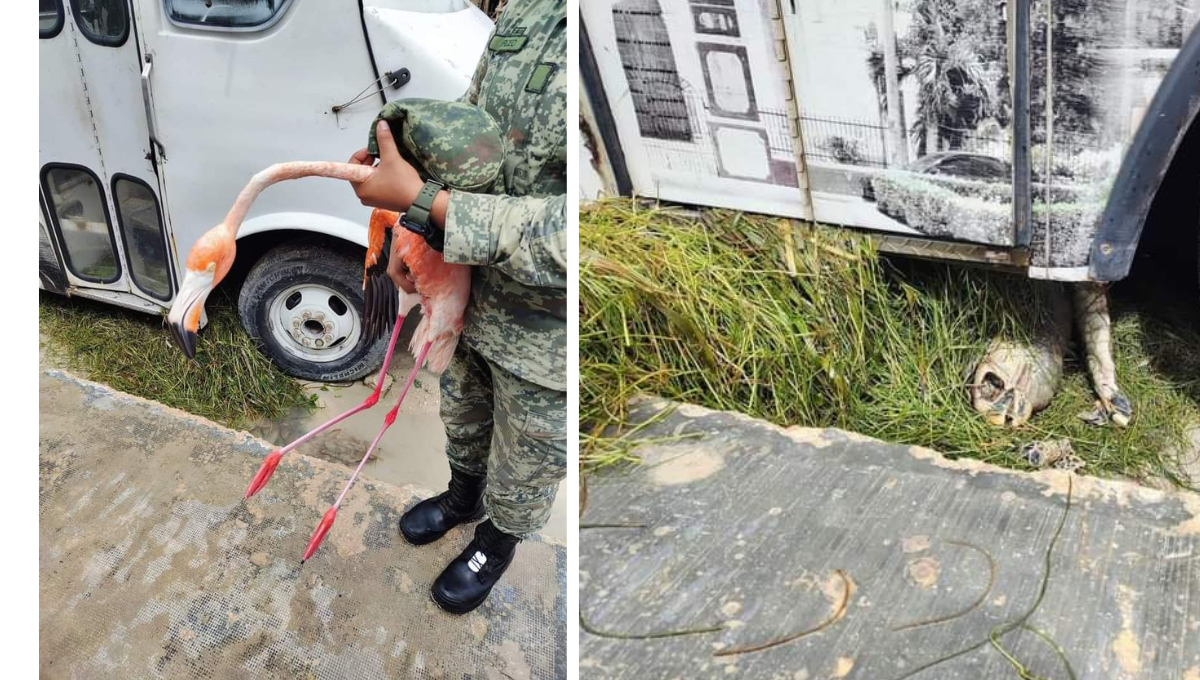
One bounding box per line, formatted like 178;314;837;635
1133;114;1200;270
1090;26;1200;281
221;229;365;294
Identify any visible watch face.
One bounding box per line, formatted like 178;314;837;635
400;215;434;238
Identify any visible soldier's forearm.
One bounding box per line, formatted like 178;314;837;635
442;191;567;288
429;190;449;230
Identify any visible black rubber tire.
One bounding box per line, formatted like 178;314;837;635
238;242;385;382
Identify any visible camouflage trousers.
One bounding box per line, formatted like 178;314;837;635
440;342;566;538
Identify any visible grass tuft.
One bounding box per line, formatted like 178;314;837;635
580;199;1200;485
39;291;316;429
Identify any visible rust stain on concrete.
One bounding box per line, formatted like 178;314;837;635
906;557;940;590
1112;585;1143;677
647;447;725;486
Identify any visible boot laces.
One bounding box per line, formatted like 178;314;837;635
435;473;482;515
470;522;518;575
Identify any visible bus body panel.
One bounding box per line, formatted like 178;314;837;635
40;10;133;295
580;0;813;219
362;0;495;99
41;0;488;314
581;0;1200;282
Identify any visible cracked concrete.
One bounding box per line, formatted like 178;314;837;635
40;369;565;679
580;398;1200;680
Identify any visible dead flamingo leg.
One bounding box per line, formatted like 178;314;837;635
244;308;407;499
301;340;433;563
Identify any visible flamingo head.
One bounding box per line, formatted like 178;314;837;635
167;224;236;359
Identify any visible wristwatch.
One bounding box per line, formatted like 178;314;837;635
399;179;445;252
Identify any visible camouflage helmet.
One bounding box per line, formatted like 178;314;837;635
367;98;505;193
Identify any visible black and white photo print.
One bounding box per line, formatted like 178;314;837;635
582;0;1199;274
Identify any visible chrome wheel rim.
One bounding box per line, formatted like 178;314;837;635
267;283;361;363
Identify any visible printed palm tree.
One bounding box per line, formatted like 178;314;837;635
906;0;1001;155
866;0;1005;158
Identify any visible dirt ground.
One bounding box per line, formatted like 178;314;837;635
40;369;566;678
247;352;569;542
38;337;567;541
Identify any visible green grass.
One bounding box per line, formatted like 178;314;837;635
39;291;316;429
580;199;1200;486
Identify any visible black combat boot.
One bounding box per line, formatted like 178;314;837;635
399;468;486;545
431;519;520;614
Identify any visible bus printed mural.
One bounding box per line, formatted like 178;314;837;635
797;0;1199;268
588;0;806;217
584;0;1199;272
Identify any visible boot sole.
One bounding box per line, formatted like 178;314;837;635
398;511;486;546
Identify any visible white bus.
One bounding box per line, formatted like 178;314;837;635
580;0;1200;295
39;0;491;380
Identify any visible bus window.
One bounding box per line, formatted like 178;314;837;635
42;166;122;284
71;0;129;46
166;0;294;30
113;177;173;301
40;0;63;37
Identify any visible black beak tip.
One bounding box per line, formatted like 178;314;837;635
169;322;197;360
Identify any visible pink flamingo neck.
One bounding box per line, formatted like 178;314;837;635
222;162;375;237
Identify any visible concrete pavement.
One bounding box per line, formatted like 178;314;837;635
580;398;1200;680
40;369;566;679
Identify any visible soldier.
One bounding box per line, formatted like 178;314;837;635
347;0;566;614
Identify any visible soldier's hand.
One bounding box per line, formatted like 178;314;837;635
387;227;418;295
348;121;426;213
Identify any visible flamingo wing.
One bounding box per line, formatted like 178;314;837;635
362;208;400;343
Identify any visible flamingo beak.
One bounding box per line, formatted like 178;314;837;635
167;267;216;360
168;317;197;360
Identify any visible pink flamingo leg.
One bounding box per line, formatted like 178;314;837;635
301;340;433;563
245;308;407;498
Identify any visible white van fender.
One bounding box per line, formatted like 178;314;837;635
235;212;370;249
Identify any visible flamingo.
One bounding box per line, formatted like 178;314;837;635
166;161;471;562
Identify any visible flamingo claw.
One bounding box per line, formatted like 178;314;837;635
245;450;284;498
302;507;339;562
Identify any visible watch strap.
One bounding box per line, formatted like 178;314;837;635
407;180;444;228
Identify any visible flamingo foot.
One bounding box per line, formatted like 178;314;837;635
302;507;339;563
245;450;284;498
242;309;407;498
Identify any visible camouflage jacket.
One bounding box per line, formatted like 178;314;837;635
441;0;567;392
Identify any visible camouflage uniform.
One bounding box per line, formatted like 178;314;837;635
438;0;567;538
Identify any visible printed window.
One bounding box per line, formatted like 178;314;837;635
41;165;123;284
113;177;174;300
165;0;294;31
612;0;694;142
698;43;758;121
40;0;64;38
71;0;129;47
691;6;739;37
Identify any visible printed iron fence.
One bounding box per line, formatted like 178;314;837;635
800;116;889;168
933;125;1009;160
